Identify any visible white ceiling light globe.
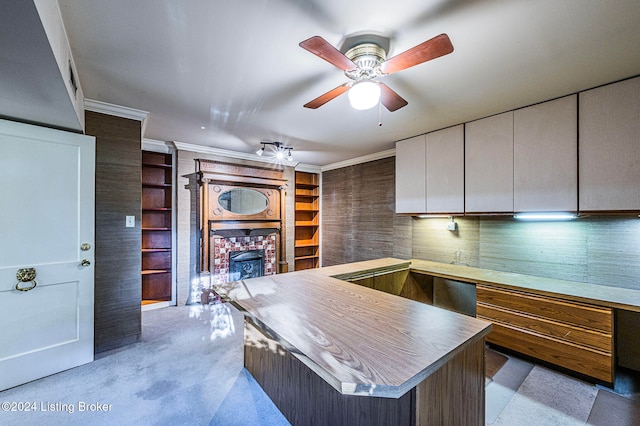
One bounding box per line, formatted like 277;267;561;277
348;81;381;110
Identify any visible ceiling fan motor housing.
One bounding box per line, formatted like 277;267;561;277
344;43;387;80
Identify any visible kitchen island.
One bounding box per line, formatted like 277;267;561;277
216;258;492;426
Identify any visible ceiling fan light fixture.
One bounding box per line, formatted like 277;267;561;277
348;80;381;110
300;34;453;112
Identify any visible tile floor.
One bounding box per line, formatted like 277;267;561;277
486;347;640;425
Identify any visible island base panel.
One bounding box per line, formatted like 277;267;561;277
243;319;485;426
415;337;485;425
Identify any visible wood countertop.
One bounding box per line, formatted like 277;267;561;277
410;259;640;312
218;258;491;398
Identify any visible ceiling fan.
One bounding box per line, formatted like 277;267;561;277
299;33;454;111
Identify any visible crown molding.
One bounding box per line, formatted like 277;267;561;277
295;163;322;173
172;141;299;167
142;138;174;153
84;99;149;135
172;140;393;172
320;148;395;172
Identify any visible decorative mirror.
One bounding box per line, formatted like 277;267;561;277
218;188;269;215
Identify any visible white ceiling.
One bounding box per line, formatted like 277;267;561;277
24;1;640;165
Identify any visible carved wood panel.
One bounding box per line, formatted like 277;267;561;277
208;184;280;221
197;159;288;273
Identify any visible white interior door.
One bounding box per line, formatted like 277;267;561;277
0;118;95;391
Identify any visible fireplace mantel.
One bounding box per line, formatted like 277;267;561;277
197;159;288;274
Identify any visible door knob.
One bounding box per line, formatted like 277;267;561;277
81;259;91;267
15;268;37;292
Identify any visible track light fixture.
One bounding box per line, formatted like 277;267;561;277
256;141;293;162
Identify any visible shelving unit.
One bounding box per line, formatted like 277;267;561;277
294;171;320;270
141;151;173;303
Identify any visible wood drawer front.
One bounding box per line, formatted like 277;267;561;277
477;304;612;353
476;285;612;333
483;321;613;383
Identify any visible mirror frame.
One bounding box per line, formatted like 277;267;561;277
217;187;269;215
208;184;280;221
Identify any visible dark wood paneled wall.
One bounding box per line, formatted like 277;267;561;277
322;157;412;266
86;111;141;353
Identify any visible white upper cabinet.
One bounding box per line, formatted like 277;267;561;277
396;135;426;214
395;126;464;214
513;95;578;212
465;112;514;213
426;125;465;214
579;77;640;212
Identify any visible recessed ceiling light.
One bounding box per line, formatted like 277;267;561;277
200;126;206;130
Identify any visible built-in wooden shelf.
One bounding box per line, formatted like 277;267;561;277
294;254;318;260
141;151;173;302
142;183;172;188
142;269;171;275
142;162;172;169
295;220;319;227
294;171;320;271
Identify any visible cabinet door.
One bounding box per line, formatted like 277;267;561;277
426;125;464;213
465;112;514;213
514;95;577;212
395;135;426;213
579;77;640;211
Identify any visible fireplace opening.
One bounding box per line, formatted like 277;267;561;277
229;249;265;281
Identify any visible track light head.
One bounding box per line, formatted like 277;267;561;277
255;141;293;162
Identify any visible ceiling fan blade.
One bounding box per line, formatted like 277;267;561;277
380;33;454;75
299;36;357;71
380;83;408;112
303;83;351;109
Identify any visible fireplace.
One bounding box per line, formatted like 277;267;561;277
229;249;265;281
211;235;276;285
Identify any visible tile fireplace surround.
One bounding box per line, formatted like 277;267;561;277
212;235;277;284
